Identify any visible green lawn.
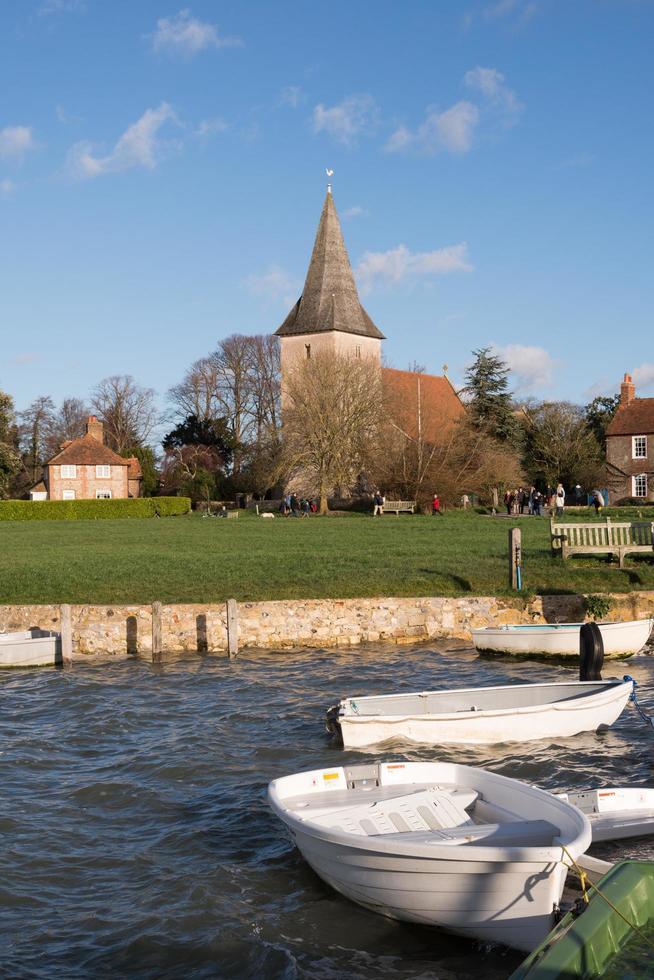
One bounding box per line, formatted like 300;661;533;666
1;510;654;604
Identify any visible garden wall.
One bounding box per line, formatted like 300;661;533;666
1;592;653;656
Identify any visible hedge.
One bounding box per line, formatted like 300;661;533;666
0;497;192;521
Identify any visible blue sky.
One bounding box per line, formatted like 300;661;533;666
2;0;653;419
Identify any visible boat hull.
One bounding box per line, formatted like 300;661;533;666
0;631;62;668
269;762;591;954
471;619;652;658
338;680;633;748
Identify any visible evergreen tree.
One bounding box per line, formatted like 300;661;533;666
121;446;160;497
463;348;518;442
584;394;620;446
0;389;22;498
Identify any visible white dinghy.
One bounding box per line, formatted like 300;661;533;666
471;618;652;658
0;629;62;668
555;786;654;842
269;760;591;953
327;679;634;748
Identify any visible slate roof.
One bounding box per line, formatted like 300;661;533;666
276;191;385;340
606;399;654;437
383;368;465;443
47;433;130;467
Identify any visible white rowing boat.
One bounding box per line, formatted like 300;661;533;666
556;786;654;842
471;619;652;658
327;679;634;748
268;760;591;953
0;629;62;668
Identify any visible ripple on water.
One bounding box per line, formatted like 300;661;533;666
1;645;654;978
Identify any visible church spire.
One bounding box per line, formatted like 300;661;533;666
275;191;385;340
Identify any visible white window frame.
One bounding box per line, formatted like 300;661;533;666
633;435;647;459
60;464;77;479
62;489;76;500
30;492;47;501
95;489;112;500
95;464;111;478
633;474;648;498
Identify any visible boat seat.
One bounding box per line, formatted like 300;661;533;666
285;783;478;818
307;788;474;837
382;819;561;848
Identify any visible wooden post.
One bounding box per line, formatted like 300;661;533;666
226;598;238;658
152;601;163;663
60;603;73;666
508;527;522;590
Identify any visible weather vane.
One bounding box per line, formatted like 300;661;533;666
326;167;334;193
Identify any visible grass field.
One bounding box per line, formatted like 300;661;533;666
1;509;654;604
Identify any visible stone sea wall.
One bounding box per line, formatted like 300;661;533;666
1;591;653;656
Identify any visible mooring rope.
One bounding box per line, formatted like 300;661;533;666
560;844;654;951
623;676;654;730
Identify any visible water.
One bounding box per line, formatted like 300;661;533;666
2;644;654;979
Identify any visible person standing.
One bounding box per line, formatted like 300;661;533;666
555;483;565;517
373;491;384;517
593;490;604;514
432;493;442;516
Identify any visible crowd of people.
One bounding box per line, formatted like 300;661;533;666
503;485;566;516
279;494;318;516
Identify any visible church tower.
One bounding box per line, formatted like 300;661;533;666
275;188;385;381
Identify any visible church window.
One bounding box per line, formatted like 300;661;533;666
355;345;361;358
305;343;311;359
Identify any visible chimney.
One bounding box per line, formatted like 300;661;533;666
86;415;104;443
620;373;635;406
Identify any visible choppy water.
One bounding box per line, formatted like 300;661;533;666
2;643;654;979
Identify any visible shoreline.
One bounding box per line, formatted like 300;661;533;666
2;591;653;657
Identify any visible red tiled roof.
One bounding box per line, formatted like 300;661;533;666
47;433;129;467
382;368;465;443
606;398;654;436
30;481;47;493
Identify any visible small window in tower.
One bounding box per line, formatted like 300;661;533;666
355;345;361;358
305;344;311;359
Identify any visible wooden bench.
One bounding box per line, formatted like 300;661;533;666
383;500;416;515
551;518;654;567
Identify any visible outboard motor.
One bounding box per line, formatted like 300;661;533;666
580;622;604;680
325;703;343;741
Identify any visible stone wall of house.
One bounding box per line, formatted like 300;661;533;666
48;463;130;501
2;591;653;657
606;434;654;501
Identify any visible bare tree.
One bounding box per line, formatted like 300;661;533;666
282;350;382;513
91;375;158;452
168;356;222;421
44;397;90;457
18;396;55;484
522;401;604;490
0;388;21;498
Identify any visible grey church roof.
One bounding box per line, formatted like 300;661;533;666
275;191;385;340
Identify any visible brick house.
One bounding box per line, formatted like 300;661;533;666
606;374;654;502
30;416;142;501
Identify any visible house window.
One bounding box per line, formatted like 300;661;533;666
355;345;361;358
96;489;112;500
305;343;311;359
96;464;111;478
633;435;647;459
61;464;77;478
62;489;76;500
633;474;648;498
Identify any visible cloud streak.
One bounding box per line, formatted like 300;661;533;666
386;101;479;155
464;66;523;125
356;243;472;293
66;103;180;179
151;9;242;57
494;343;556;391
312;94;379;146
0;126;37;161
244;265;301;308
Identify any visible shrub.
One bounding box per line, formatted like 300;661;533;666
615;497;654;507
585;594;612;621
0;497;191;521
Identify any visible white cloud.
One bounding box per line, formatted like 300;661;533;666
356;243;472;293
66;103;180;179
494;343;556;391
151;9;242;57
632;363;654;393
194;117;228;137
0;125;37;161
0;179;16;198
312;94;379;146
38;0;85;15
386;101;479;155
280;86;303;109
244;265;301;308
342;205;368;220
464;66;523;124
